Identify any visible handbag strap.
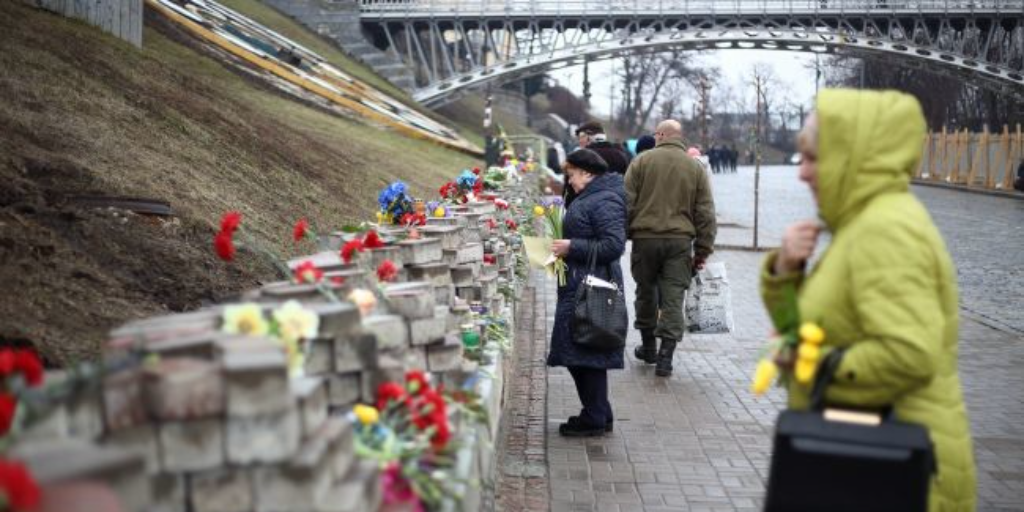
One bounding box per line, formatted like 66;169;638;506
809;348;846;412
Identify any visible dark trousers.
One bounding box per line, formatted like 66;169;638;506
631;238;693;342
567;366;611;426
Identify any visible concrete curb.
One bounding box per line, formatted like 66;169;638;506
912;180;1024;200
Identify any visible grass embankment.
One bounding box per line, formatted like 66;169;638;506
0;1;477;364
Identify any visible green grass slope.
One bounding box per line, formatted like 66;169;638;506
0;2;478;364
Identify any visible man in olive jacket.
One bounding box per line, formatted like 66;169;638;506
625;120;717;377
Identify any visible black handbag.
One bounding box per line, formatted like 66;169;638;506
765;350;936;512
572;246;628;351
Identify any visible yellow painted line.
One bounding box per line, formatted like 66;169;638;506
146;0;482;156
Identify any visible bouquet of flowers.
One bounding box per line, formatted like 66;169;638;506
351;371;486;511
540;201;567;287
378;181;414;224
750;283;826;395
221;301;319;377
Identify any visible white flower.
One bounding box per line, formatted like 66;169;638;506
222;303;269;336
272;300;320;342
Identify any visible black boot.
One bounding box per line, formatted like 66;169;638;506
655;339;678;377
633;329;657;364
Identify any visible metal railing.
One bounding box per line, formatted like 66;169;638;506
360;0;1024;15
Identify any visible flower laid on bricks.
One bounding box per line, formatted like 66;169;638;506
293;260;323;284
505;218;518;231
353;404;379;426
272;300;319;376
0;459;41;512
292;217;309;242
222;303;269;336
0;393;15;436
340;239;364;264
532;205;546;217
378;181;414;224
347;288;377;317
363;230;386;249
376;259;398;283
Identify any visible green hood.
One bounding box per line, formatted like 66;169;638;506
816;89;926;230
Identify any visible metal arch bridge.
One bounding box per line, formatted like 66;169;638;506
357;0;1024;106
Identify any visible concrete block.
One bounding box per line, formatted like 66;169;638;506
406;262;452;286
108;309;220;350
327;372;361;408
409;306;448;346
383;281;436;320
427;335;465;373
226;407;300;465
333;331;378;373
361;314;407;350
465;200;496;214
158;418;223;472
405;346;428;370
455;285;483;302
325;418;356;482
434;284;455;307
450;266;475;286
293;376;328;437
366;246;404;270
307;302;362;340
396;238;442;265
219;340;291;416
151;473;187;512
142;358;223;420
105;424;161;474
360;368;404;405
102;368;146;431
260;281;345;302
251;457;333;512
305;337;334;375
190;468;253;512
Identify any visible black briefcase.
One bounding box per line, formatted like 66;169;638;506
764;351;935;512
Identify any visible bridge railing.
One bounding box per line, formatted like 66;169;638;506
360;0;1024;15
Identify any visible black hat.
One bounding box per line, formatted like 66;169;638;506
566;149;609;175
635;134;656;154
576;121;605;136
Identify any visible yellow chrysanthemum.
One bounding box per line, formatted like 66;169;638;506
797;342;821;362
222;303;269;336
799;322;825;345
795;359;817;384
751;359;778;395
353;404;380;425
272;300;320;343
532;205;546;217
433;207;446;218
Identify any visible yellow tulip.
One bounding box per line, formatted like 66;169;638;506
797;342;821;362
751;359;778;395
376;211;385;223
795;359;817;384
532;205;545;217
799;322;825;345
433;207;446;218
353;404;379;426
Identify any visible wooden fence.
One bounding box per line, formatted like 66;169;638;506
917;125;1023;191
33;0;143;47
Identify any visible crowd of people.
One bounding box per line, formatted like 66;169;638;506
544;89;977;511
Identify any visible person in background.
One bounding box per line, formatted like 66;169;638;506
626;120;717;377
635;134;656;155
762;89;976;511
548;149;627;437
564;121;630;208
1014;160;1024;192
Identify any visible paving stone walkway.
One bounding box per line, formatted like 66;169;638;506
541;247;1024;512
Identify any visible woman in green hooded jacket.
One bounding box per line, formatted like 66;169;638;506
761;89;976;511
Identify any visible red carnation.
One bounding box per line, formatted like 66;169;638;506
0;393;15;436
331;276;346;286
472;167;481;175
485;218;497;231
473;180;484;195
483;254;497;265
220;211;242;233
293;218;309;242
341;239;364;264
13;350;43;387
406;370;429;395
294;260;323;284
214;230;236;261
431;419;451;450
0;459;42;511
376;260;398;283
0;350;14;375
376;382;407;410
399;213;414;226
363;230;385;249
505;219;518;231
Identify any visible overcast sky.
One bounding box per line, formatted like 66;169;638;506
548;49;822;122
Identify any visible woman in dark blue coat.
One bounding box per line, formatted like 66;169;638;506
549;149;627;437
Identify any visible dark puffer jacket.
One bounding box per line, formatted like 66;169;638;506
547;173;628;369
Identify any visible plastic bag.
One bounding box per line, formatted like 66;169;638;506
685;262;734;334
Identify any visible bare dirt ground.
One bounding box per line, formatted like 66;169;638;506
0;2;478;365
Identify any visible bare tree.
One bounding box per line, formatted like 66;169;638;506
615;50;697;136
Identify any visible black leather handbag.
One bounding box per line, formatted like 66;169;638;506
572;246;628;352
765;350;936;512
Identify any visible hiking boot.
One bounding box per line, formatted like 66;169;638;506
655;339;678;377
633;329;657;364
